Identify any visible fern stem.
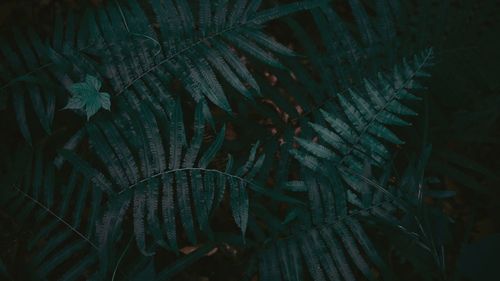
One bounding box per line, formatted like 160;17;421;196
114;24;242;97
339;166;408;208
119;167;302;204
277;195;396;243
14;187;98;250
121;167;245;192
111;236;133;281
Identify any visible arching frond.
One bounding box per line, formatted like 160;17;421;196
255;49;435;281
292;49;434;176
1;0;324;142
258;170;394;281
59;99;293;256
76;0;325;114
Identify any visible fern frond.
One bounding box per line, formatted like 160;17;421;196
293;49;434;176
255;49;435;281
0;31;55;144
60;99;294;255
78;0;323;114
258;171;392;281
0;0;324;142
0;9;96;144
0;148;102;280
348;0;377;46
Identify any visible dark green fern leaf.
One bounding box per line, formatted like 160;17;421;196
256;49;435;281
75;0;325;115
258;170;392;281
59;99;293;256
292;49;434;176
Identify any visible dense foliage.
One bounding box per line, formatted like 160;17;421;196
1;0;499;280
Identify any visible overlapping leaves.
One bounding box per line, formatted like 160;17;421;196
256;50;435;281
258;165;396;281
0;1;448;280
292;49;434;176
78;0;325;115
60;98;275;256
1;0;325;142
0;148;102;281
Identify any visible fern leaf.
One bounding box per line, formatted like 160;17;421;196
134;183;154;256
199;0;212;35
0;32;54;143
213;40;260;93
229;0;250;25
224;31;285;69
202;46;254;100
348;0;377;46
257;160;400;281
251;0;327;24
230;178;249;236
74;0;323;113
183;103;205;167
60;99;294;254
161;173;178;250
198;125;226;169
294;49;434;176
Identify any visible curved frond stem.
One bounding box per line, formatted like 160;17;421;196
338;166;408;208
130;32;162;56
114;25;242;97
291;87;350;123
114;0;162;56
122;167;254;195
111;236;133;281
114;0;130;32
119;166;302;205
279;194;403;245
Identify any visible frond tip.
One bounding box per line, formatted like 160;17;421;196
293;49;434;173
